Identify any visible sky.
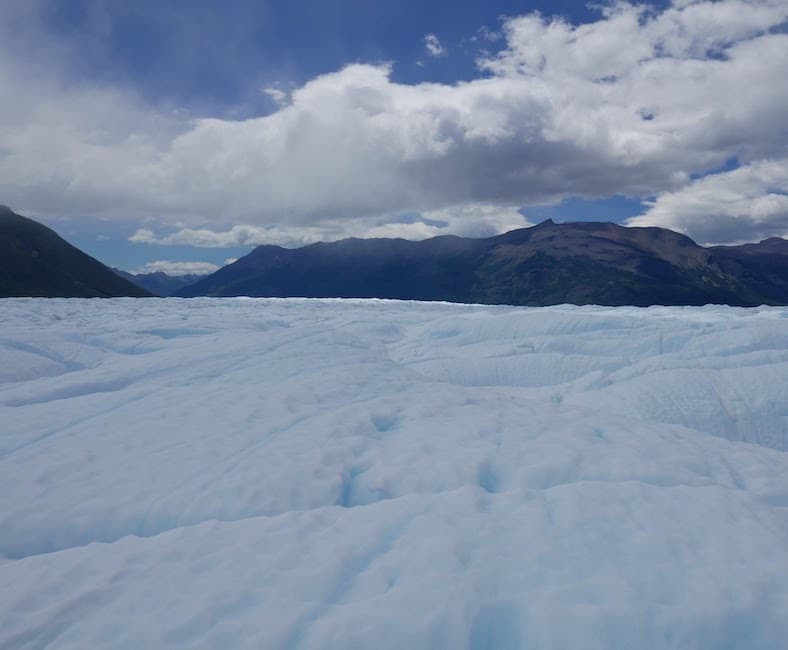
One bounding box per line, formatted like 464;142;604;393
0;0;786;274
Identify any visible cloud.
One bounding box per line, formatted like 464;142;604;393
134;260;220;276
262;86;288;107
130;225;275;247
130;203;531;248
627;158;788;245
424;33;445;57
477;26;501;42
1;1;787;244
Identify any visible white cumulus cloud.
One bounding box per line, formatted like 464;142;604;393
628;158;788;245
424;33;445;57
262;86;288;107
1;1;787;244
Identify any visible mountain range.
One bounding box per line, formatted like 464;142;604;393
2;205;786;306
177;220;788;306
112;269;207;297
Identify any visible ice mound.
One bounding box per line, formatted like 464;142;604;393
1;298;787;649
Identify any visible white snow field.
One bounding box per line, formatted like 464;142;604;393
1;298;788;649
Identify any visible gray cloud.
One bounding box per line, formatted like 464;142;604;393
1;1;787;244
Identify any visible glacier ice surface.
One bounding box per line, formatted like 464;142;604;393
1;298;788;649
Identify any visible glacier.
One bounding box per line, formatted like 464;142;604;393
1;298;787;649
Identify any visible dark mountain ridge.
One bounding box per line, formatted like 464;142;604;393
2;205;784;306
177;220;788;306
0;206;151;298
113;269;207;297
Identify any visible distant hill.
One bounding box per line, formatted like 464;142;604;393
113;269;207;297
177;220;788;306
0;206;151;298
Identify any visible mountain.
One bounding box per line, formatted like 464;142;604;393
176;220;788;306
113;269;207;297
708;238;788;304
0;206;152;298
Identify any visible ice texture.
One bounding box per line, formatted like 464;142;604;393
1;298;787;649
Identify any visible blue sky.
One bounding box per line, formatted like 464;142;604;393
0;0;786;273
42;1;635;107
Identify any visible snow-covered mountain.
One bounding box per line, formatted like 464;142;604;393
1;298;787;648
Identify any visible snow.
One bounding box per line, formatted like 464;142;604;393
1;298;787;649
